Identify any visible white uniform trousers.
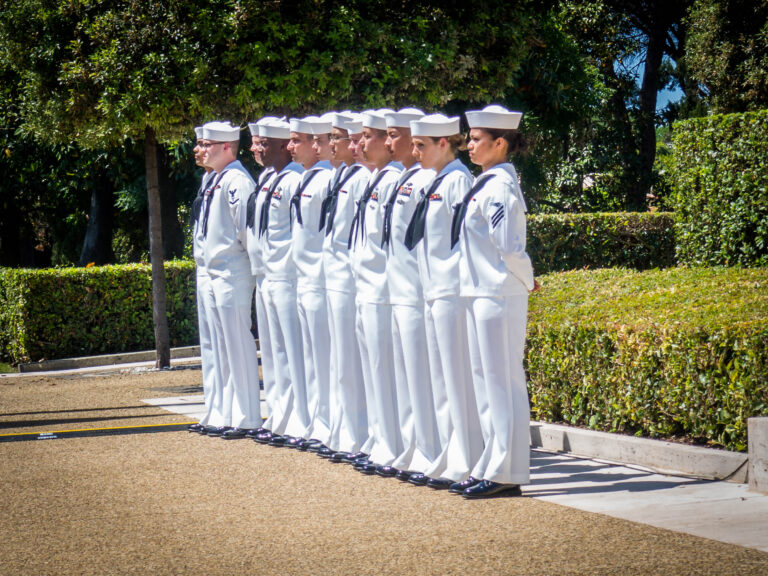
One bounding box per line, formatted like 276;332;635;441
196;270;225;427
298;286;332;443
390;303;439;473
263;279;305;436
326;290;368;452
356;300;401;465
467;295;530;485
254;275;275;429
208;273;261;429
423;296;483;482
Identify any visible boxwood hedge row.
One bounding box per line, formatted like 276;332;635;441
528;212;675;274
527;267;768;451
0;261;197;365
671;110;768;267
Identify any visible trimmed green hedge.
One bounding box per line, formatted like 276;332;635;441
0;261;197;364
527;267;768;451
527;212;676;274
671;110;768;267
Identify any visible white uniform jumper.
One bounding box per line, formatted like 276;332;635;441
459;163;534;485
199;160;261;429
350;162;403;466
409;159;482;482
193;171;222;427
383;164;440;474
245;167;276;428
259;161;306;436
321;162;370;453
291;160;333;442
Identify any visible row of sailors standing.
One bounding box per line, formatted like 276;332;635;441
188;105;536;499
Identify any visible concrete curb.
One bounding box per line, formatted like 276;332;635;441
531;421;749;483
18;346;202;373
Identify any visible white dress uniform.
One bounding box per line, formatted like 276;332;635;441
459;162;534;485
259;149;306;436
384;163;439;474
291;152;333;442
245;164;276;428
350;155;403;466
193;168;222;428
406;115;482;482
198;144;261;430
322;147;370;453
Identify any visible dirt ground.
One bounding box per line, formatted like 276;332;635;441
1;367;767;576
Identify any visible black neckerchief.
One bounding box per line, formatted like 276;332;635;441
381;165;420;248
246;168;276;230
320;165;362;234
201;170;229;238
450;173;497;248
258;170;291;238
289;169;320;229
403;172;449;250
190;171;215;227
347;168;390;249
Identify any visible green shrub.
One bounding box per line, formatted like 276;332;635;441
670;110;768;267
527;212;676;275
527;267;768;451
0;261;197;364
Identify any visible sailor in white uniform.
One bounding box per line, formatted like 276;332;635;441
251;119;306;445
284;115;334;449
321;112;371;461
189;126;220;435
379;108;440;480
350;109;404;475
244;116;282;437
453;105;535;498
404;114;481;487
197;121;261;439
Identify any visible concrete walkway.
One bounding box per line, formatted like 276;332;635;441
144;392;768;553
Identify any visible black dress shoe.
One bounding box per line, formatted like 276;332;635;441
221;428;253;440
298;439;322;451
375;466;398;477
449;477;480;494
342;451;368;464
245;428;268;439
426;477;454;490
316;446;336;458
328;451;348;463
253;431;274;444
462;480;522;499
187;423;204;433
407;473;428;486
205;426;231;437
307;442;328;453
283;436;304;449
353;458;371;470
395;469;416;482
268;435;290;447
358;463;377;475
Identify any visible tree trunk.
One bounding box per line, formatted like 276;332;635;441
144;126;171;369
78;176;114;266
628;26;665;210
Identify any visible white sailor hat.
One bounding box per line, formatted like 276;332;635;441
248;115;281;136
385;107;425;129
306;113;334;135
259;118;291;140
194;126;204;139
465;105;522;130
332;112;355;131
202;121;240;142
290;116;318;134
346;113;364;136
362;108;395;131
410;113;461;137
